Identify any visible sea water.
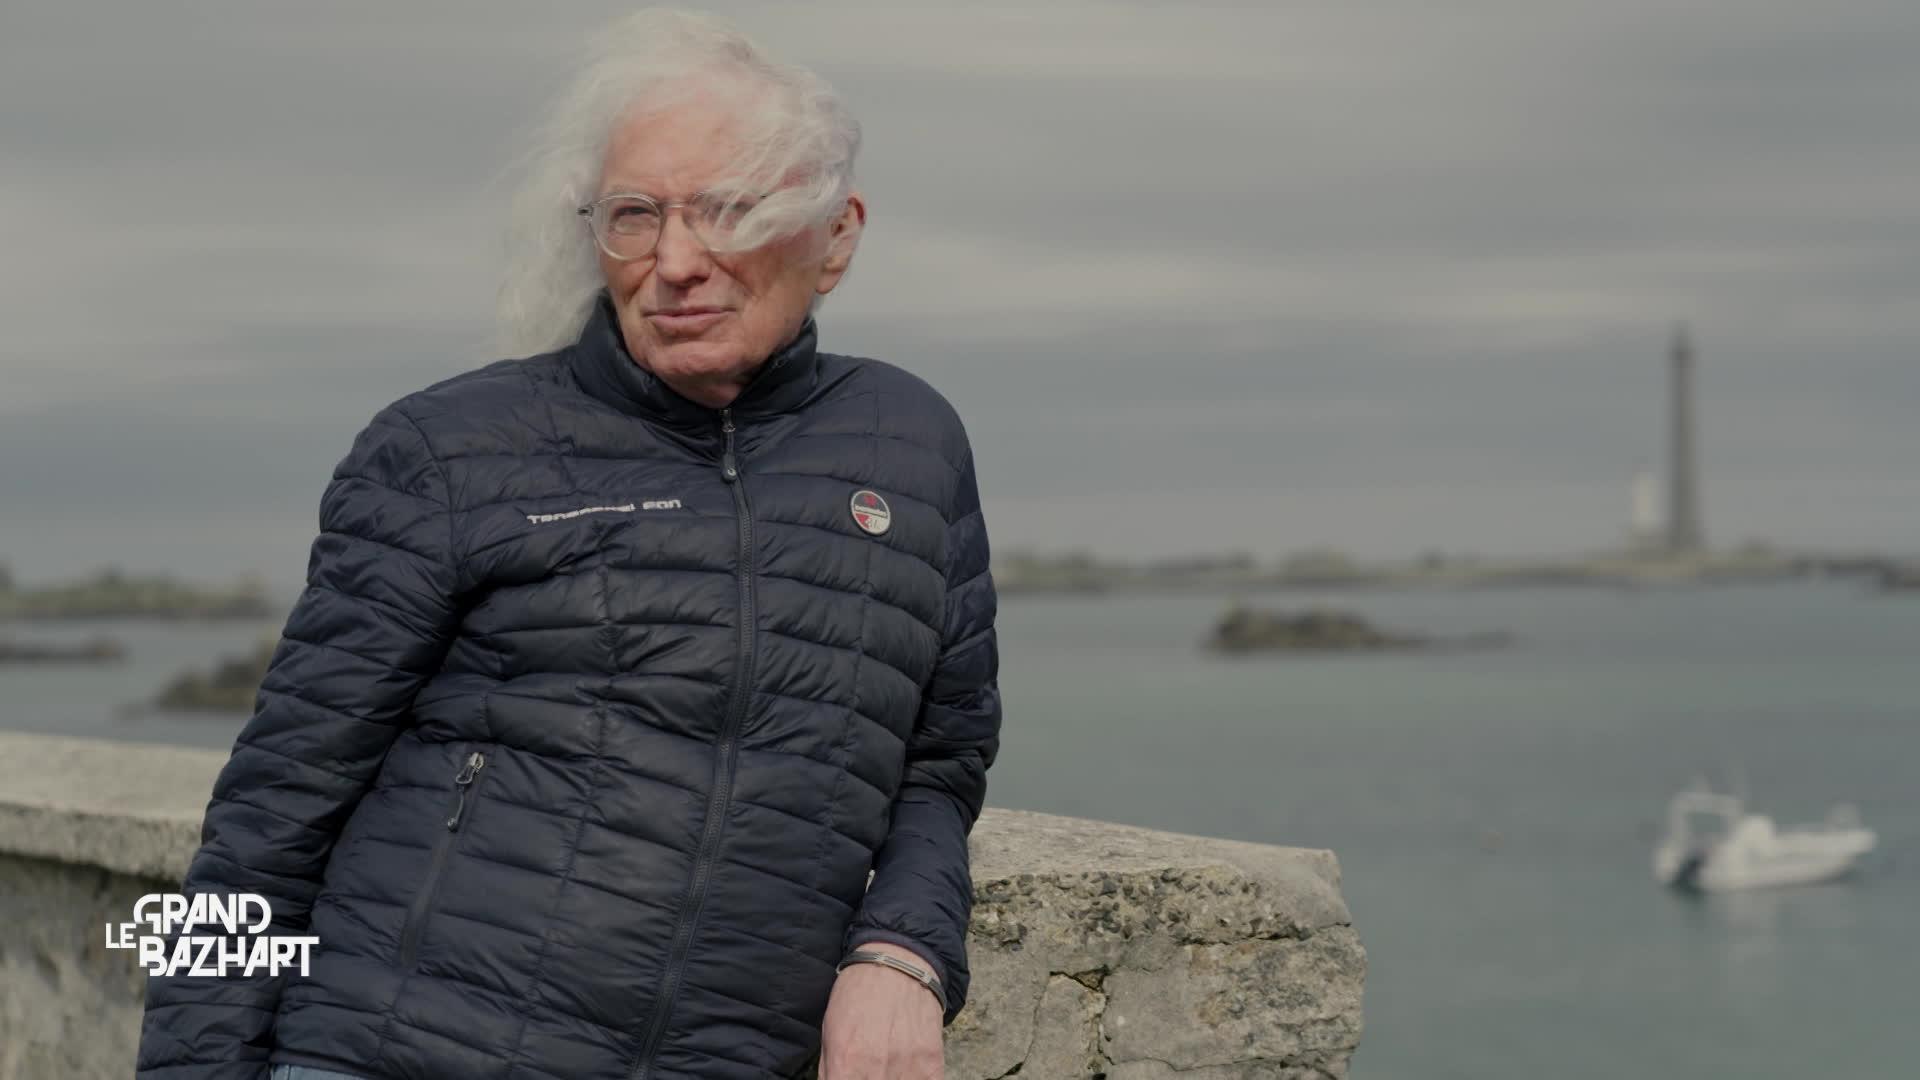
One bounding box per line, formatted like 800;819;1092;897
4;581;1915;1077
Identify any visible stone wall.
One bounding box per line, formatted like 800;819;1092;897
0;732;1364;1078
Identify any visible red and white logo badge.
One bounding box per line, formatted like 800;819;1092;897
849;489;892;536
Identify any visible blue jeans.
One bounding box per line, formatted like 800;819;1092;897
270;1067;367;1080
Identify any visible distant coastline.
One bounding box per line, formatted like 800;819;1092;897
991;545;1920;597
0;566;276;622
0;636;126;665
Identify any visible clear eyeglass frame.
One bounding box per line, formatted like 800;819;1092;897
575;190;767;261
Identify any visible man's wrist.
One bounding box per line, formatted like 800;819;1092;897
837;944;947;1012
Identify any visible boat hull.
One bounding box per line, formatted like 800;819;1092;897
1655;827;1877;892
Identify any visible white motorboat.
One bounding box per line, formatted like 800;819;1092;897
1652;784;1877;892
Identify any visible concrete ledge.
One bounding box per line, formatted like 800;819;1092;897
0;732;214;879
0;731;1364;1079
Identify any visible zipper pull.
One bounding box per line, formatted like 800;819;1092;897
720;407;739;482
446;751;487;830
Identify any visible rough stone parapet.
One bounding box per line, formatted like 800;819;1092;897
0;732;1363;1079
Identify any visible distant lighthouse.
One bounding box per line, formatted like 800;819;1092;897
1666;325;1705;553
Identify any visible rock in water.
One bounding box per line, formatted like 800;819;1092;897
1205;604;1512;654
153;637;278;712
0;637;127;664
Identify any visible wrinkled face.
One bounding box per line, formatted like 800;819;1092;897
595;97;862;408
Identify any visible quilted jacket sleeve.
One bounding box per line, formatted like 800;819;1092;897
136;406;463;1080
843;442;1002;1023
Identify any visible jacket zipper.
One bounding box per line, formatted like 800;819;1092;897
398;749;489;969
631;407;756;1080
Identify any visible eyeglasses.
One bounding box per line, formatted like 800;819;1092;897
576;190;766;261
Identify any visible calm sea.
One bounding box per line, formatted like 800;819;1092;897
4;582;1916;1078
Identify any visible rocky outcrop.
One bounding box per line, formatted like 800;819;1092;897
1208;604;1511;655
1879;564;1920;591
0;732;1364;1080
0;569;274;620
0;637;125;665
1209;607;1421;652
151;638;275;712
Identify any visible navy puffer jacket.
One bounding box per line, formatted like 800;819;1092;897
136;293;1002;1080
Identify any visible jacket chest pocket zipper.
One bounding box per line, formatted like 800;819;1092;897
398;749;489;969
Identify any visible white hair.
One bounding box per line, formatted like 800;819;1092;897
497;9;861;356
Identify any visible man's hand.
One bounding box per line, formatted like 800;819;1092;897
819;942;945;1080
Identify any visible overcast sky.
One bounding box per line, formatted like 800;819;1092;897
3;0;1916;585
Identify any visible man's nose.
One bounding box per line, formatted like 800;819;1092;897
652;208;711;284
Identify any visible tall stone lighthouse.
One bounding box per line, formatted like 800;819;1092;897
1665;325;1705;553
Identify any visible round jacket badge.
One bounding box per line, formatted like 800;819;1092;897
850;489;892;536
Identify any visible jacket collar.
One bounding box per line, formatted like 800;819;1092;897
567;290;821;429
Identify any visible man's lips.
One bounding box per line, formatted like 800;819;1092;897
646;308;728;333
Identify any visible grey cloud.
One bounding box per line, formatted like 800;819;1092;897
2;0;1916;581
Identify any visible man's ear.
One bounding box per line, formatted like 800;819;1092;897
816;192;866;294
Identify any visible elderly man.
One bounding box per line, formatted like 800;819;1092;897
136;11;1000;1080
